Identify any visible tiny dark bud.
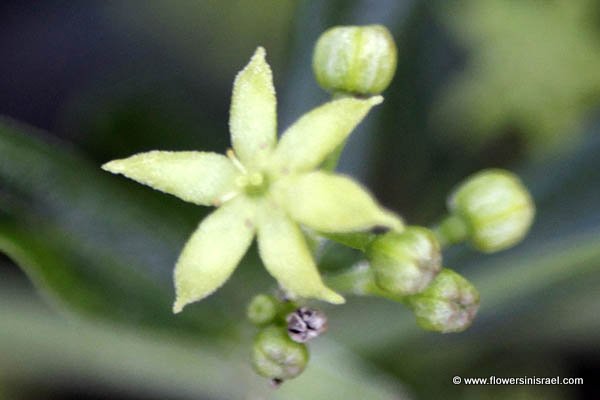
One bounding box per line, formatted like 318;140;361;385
286;307;328;343
270;378;283;388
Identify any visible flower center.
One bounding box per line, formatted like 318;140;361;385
236;172;269;196
226;149;270;197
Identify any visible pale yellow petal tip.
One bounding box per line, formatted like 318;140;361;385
172;299;186;314
369;95;384;105
252;46;266;59
234;46;269;84
384;211;405;232
101;160;123;174
321;289;346;305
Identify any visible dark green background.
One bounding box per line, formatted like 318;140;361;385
0;1;598;399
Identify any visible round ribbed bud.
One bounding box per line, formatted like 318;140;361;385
286;307;328;343
447;169;535;253
409;269;479;333
252;326;309;383
313;25;397;95
367;227;442;296
247;294;279;325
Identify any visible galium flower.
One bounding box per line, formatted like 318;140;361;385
103;47;403;313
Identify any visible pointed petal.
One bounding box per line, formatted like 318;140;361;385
257;204;344;304
280;171;403;233
173;197;256;312
229;47;277;169
103;151;238;206
270;96;382;173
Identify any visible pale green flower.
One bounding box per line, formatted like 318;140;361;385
103;47;403;313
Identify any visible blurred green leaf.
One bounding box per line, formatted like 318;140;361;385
432;0;600;155
0;283;409;400
105;0;297;87
0;117;237;336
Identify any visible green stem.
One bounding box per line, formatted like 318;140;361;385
325;263;408;304
319;231;376;252
433;214;469;248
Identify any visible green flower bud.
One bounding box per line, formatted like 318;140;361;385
409;269;479;333
447;169;535;253
252;326;309;383
367;227;442;295
313;25;397;95
247;294;278;325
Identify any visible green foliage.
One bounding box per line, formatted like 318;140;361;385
433;0;600;154
0;118;231;336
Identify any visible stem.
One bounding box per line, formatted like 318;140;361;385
320;231;376;252
433;214;469;248
325;263;408;304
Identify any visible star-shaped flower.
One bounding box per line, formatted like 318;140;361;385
103;48;403;313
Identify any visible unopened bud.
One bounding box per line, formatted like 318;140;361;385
313;25;397;95
247;294;278;326
448;169;535;252
409;269;479;333
286;307;328;343
367;227;442;295
252;326;309;383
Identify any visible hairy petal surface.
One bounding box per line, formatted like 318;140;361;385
173;197;256;313
280;171;403;233
229;47;277;169
102;151;238;206
257;203;344;304
270;96;382;173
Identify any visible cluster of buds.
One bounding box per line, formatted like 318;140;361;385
364;226;480;333
247;294;329;386
362;169;534;332
244;25;536;385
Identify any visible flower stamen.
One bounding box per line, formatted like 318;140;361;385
227;149;247;174
212;191;239;206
